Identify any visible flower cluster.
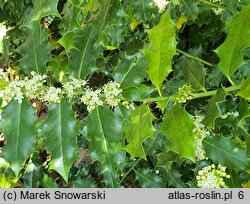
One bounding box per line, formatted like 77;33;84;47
80;88;103;112
0;69;134;112
221;111;239;119
103;81;122;107
63;75;87;98
171;0;181;6
0;70;62;104
81;81;125;112
209;0;224;15
193;116;210;161
153;0;169;12
152;0;180;12
196;164;230;188
175;84;193;104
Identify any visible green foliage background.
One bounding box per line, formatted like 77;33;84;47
0;0;250;188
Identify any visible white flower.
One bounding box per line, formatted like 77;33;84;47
171;0;180;6
69;75;87;88
209;0;224;15
212;7;224;15
176;84;193;104
0;68;9;82
80;88;103;112
1;78;25;103
153;0;169;12
24;72;47;99
221;111;239;119
193;116;210;161
122;101;135;110
63;82;75;98
196;164;230;188
63;76;87;98
40;86;62;103
103;81;122;107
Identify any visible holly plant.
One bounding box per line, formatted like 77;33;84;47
0;0;250;188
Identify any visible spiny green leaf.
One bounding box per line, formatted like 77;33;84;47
161;104;196;161
114;104;133;126
237;77;250;101
47;54;69;82
143;12;177;92
68;26;100;78
100;24;125;47
156;152;180;168
238;115;250;156
179;0;199;20
59;1;83;34
93;0;125;32
86;106;125;187
42;174;58;188
223;0;241;16
121;85;155;101
16;21;52;74
124;104;155;159
202;89;227;129
179;57;206;90
0;99;38;176
135;168;165;188
130;0;158;22
203;135;250;171
215;5;250;76
22;162;43;187
158;166;186;188
93;0;126;46
82;0;100;16
238;99;250;120
25;0;60;22
58;32;79;51
113;53;147;89
40;100;78;182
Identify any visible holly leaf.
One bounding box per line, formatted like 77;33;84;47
238;77;250;101
203;135;250;171
179;0;199;21
40;100;78;182
122;85;155;101
124;105;154;160
68;26;100;78
86;106;125;187
179;57;206;90
124;104;155;159
25;0;60;22
42;174;58;188
47;53;69;82
0;99;38;176
59;1;83;34
238;116;250;156
16;21;52;74
82;0;100;16
135;168;165;188
215;5;250;77
161;104;196;161
93;0;126;46
158;167;186;188
93;0;125;32
113;53;147;89
143;12;177;93
130;0;158;22
202;89;227;129
22;162;43;188
58;32;79;51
